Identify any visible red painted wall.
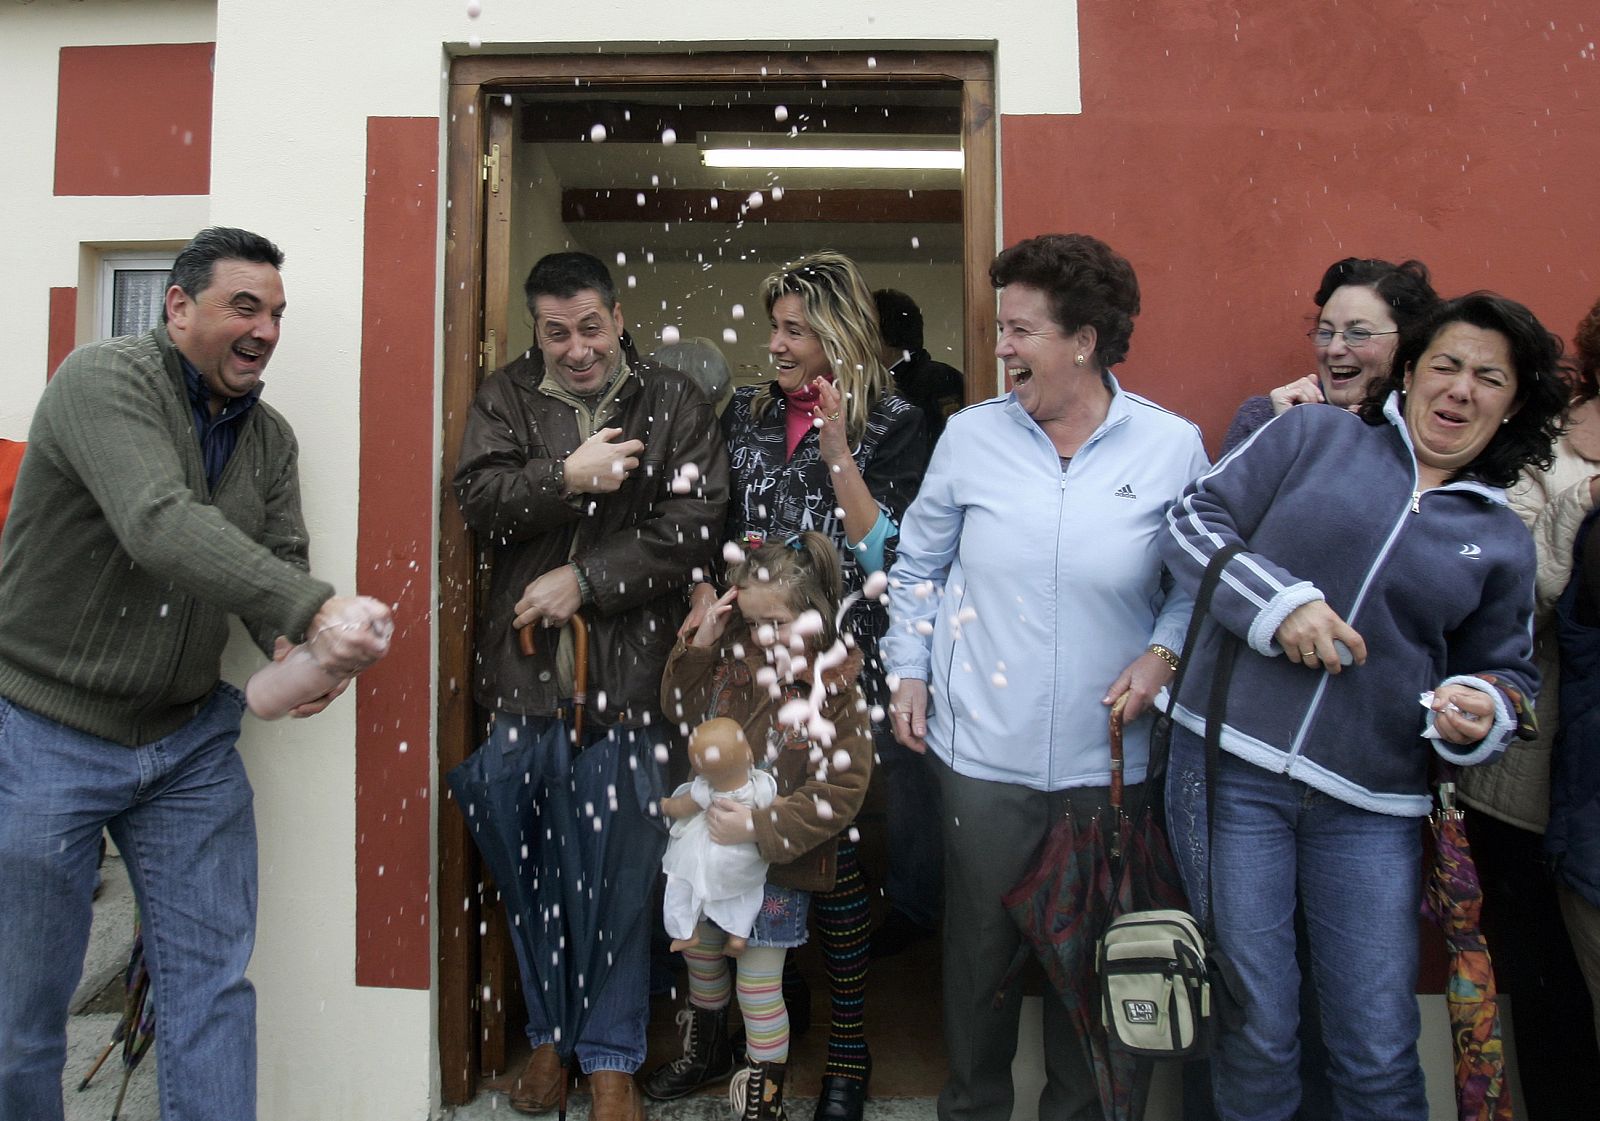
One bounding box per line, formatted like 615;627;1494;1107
1003;1;1600;453
55;43;214;197
47;287;77;379
355;117;438;989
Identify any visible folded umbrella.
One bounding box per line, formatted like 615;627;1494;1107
998;694;1189;1121
1421;777;1515;1121
448;614;668;1117
77;916;156;1121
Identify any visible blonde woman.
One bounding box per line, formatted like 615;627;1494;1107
668;251;927;1121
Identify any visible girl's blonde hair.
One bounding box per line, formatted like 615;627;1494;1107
756;250;892;446
728;531;843;651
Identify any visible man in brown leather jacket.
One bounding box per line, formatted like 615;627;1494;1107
453;252;728;1120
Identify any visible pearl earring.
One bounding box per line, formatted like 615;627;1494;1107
1074;354;1086;367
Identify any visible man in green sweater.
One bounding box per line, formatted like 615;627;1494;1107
0;227;383;1121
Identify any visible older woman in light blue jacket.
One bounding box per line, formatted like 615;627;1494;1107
884;233;1207;1121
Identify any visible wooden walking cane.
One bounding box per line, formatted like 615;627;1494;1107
516;613;591;741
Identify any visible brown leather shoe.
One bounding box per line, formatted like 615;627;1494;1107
509;1044;565;1115
588;1069;645;1121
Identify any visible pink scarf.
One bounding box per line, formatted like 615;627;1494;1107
781;378;829;461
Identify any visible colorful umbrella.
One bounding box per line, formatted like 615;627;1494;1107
1421;777;1515;1121
998;694;1190;1121
77;916;156;1120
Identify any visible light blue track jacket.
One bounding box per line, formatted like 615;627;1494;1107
883;378;1210;792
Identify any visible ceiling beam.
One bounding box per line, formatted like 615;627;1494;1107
562;187;962;224
524;100;961;143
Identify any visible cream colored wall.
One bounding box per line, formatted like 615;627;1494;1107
0;0;216;439
3;0;1079;1117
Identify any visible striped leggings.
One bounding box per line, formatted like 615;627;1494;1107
683;926;790;1063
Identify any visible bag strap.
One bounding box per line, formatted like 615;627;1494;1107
1116;543;1243;894
1202;628;1239;941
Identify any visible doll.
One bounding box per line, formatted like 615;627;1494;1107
660;716;779;956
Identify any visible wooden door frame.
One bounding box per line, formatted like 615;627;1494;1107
438;48;996;1106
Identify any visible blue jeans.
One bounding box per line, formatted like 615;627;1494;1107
876;721;944;929
0;688;257;1121
489;713;663;1075
1165;726;1427;1121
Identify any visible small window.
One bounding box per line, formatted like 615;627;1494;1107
98;253;174;339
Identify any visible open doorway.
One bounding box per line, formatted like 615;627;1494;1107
438;50;996;1106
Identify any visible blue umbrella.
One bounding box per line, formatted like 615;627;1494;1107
447;615;668;1116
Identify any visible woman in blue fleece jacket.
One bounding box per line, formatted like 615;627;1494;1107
1162;292;1567;1121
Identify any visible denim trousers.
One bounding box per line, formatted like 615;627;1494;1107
0;688;258;1121
1165;725;1427;1121
876;721;944;929
489;712;664;1075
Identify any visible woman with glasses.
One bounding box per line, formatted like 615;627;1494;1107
885;233;1208;1121
1163;292;1566;1121
649;250;927;1121
1221;258;1439;454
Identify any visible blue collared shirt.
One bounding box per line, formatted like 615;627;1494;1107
180;358;260;491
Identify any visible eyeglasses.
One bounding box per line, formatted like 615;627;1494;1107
1307;326;1398;348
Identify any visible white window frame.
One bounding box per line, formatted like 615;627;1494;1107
97;251;176;340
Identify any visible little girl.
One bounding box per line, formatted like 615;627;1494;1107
645;532;874;1121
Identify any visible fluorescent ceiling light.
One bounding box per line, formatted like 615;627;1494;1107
701;147;962;170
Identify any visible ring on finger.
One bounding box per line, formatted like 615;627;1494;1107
1301;648;1317;658
828;412;841;420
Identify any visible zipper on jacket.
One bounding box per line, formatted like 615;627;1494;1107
1411;490;1421;514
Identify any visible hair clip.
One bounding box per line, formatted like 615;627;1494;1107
739;532;766;551
783;535;806;552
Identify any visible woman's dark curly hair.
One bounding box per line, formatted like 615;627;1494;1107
1571;296;1600;405
1313;257;1438;329
989;233;1140;368
1359;292;1567;488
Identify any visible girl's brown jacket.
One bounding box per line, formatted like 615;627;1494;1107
661;636;872;893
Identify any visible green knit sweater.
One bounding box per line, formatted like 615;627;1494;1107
0;326;333;745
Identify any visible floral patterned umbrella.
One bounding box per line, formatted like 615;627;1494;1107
1421;778;1515;1121
999;695;1189;1121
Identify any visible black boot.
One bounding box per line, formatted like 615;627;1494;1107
730;1058;788;1121
641;1003;735;1101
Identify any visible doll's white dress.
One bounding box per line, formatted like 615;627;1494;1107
661;769;779;940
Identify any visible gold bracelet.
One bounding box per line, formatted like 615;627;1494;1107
1148;643;1180;672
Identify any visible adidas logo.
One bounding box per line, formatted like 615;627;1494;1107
1113;483;1137;500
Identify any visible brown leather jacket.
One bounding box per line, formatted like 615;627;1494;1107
453;340;729;725
661;638;872;892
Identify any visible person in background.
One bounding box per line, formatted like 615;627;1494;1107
675;250;927;1121
887;233;1208;1121
1221;257;1438;455
0;227;389;1121
867;286;963;958
874;287;965;456
1162;291;1565;1121
1501;293;1600;1106
654;336;734;415
453;251;729;1121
